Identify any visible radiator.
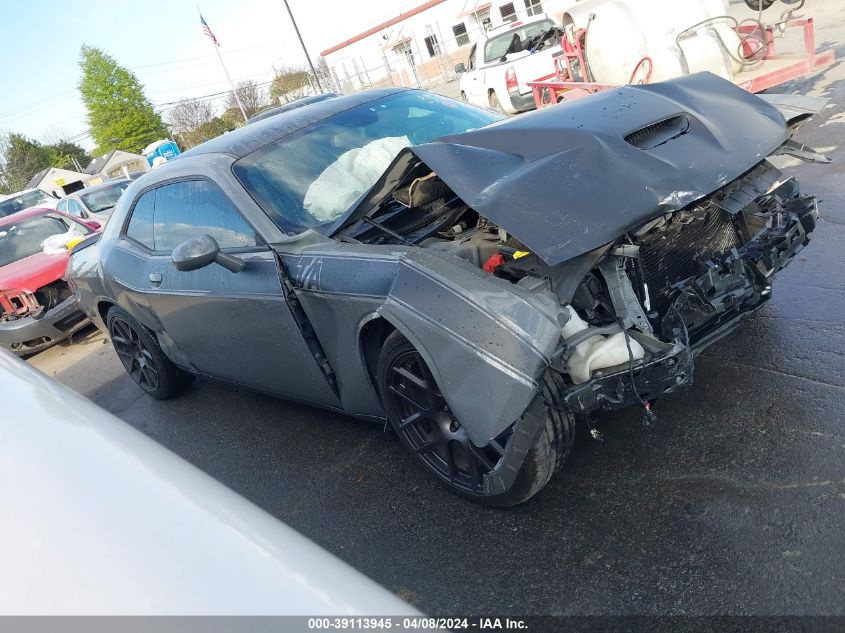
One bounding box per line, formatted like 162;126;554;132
636;202;742;315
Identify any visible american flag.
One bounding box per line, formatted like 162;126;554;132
200;14;220;46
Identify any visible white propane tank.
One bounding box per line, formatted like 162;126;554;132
560;0;741;86
561;306;645;385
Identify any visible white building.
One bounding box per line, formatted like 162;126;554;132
25;167;88;197
83;149;150;186
321;0;576;91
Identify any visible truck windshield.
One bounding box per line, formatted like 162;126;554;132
483;19;554;63
0;191;54;219
0;215;87;267
233;91;500;234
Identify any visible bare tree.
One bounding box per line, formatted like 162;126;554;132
166;98;214;135
225;80;268;119
165;98;217;148
269;67;313;104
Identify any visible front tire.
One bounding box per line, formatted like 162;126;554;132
377;331;574;506
107;306;194;400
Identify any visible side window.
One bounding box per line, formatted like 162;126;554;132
152;180;258;252
56;200;68;213
125;189;156;249
67;199;84;217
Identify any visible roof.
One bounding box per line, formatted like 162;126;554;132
320;0;446;57
25;168;50;190
84;150;117;175
177;88;407;162
75;178;131;196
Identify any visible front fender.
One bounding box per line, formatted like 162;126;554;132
379;250;561;446
286;245;563;446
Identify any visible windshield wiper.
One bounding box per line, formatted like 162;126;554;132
360;216;413;246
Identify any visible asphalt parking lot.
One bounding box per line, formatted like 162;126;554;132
29;4;845;616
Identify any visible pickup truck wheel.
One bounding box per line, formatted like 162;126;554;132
460;90;467;102
488;91;505;114
107;306;194;400
378;331;574;506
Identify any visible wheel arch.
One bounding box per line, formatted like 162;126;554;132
357;314;396;398
97;299;116;324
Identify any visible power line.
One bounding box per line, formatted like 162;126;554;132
129;42;283;70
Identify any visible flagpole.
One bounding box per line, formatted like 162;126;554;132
198;7;248;123
281;0;323;93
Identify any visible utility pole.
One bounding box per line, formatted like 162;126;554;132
281;0;323;92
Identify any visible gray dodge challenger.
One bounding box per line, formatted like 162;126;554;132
67;73;826;505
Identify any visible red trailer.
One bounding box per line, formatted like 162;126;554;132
528;17;834;108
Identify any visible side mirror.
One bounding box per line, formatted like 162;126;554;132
454;63;466;74
171;234;245;273
83;220;102;231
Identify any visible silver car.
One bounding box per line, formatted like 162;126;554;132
57;178;132;224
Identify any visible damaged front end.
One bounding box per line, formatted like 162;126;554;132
0;280;89;356
333;72;824;494
557;166;818;416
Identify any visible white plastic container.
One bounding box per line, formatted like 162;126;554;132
560;0;741;86
561;305;645;385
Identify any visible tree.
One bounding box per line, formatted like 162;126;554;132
46;140;90;171
269;67;312;103
225;80;269;119
0;133;53;192
165;98;217;148
0;133;91;192
78;45;168;154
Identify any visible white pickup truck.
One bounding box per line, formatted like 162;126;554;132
456;15;563;114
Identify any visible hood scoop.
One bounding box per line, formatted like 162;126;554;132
624;114;690;150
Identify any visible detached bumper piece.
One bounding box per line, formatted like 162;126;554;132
0;295;90;356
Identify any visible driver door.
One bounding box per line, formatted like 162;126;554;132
115;178;340;407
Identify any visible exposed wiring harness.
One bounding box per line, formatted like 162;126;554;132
617;317;657;425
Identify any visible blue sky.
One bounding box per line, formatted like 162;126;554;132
0;0;410;149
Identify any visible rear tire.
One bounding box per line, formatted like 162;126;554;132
107;306;194;400
460;90;468;102
377;331;574;506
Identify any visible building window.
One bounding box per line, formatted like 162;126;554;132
476;9;493;31
524;0;543;16
453;22;470;46
499;3;517;23
424;34;441;58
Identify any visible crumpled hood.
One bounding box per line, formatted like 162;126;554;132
342;72;792;265
0;251;69;293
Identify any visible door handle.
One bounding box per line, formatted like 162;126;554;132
148;272;162;285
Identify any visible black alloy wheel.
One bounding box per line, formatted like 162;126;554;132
387;348;504;495
107;306;194;400
385;346;505;495
110;315;160;393
378;331;575;506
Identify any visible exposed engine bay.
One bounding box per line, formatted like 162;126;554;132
341;153;818;415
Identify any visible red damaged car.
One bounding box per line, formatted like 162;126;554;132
0;207;101;356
